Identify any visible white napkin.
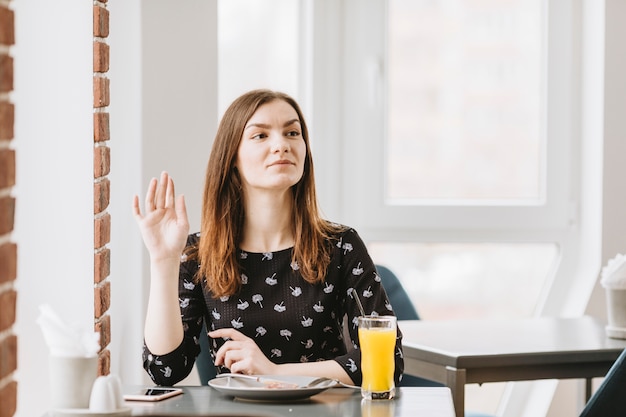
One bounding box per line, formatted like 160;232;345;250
601;254;626;290
37;304;100;357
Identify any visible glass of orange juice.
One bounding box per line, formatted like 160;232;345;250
358;315;397;400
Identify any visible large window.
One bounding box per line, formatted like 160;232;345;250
372;0;555;322
387;0;544;204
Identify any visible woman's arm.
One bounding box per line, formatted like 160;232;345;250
133;172;190;354
209;328;354;384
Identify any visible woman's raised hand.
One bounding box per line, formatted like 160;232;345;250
132;172;190;262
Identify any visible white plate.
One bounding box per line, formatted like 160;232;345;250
50;407;132;417
208;375;337;401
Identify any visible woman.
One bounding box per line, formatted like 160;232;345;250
133;89;404;386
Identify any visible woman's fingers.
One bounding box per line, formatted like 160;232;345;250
165;176;175;208
209;328;247;341
154;171;168;209
144;177;158;212
140;172;179;215
132;195;142;218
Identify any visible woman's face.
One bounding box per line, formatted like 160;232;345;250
235;99;306;195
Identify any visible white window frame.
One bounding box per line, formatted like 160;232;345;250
310;0;592;315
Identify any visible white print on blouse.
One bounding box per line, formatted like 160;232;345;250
237;299;249;310
179;298;190;308
212;309;221;320
301;316;313;327
274;302;286;312
313;302;324;313
342;243;354;254
231;318;243;329
363;286;373;298
262;252;273;261
252;294;263;307
271;348;282;358
352;262;364;275
241;273;248;284
290;286;302;296
265;273;278;286
160;366;173;378
302;339;314;348
347;359;357;373
291;261;299;270
256;326;266;337
183;280;195;290
280;329;292;340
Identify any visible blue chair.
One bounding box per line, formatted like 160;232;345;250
579;348;626;417
196;321;216;385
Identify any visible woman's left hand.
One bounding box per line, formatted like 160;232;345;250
209;328;277;376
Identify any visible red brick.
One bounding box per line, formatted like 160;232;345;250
93;5;109;38
94;280;110;318
94;212;110;248
0;102;14;140
0;334;17;379
94;247;110;284
93;76;110;108
97;348;110;377
0;54;13;93
0;380;17;417
94;145;110;178
0;7;15;46
93;41;109;73
95;314;111;351
94;178;110;214
94;112;110;142
0;149;15;188
0;197;15;235
0;243;17;284
0;290;16;332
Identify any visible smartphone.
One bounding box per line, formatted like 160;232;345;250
123;387;183;402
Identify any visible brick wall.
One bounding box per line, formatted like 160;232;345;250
0;2;16;417
93;0;111;377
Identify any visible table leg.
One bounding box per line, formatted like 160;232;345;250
585;378;592;402
446;366;466;417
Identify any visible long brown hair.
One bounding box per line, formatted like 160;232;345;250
190;89;343;297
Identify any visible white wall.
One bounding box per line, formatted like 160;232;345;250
108;0;218;386
13;2;93;417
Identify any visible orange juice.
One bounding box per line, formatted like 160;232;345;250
358;316;396;399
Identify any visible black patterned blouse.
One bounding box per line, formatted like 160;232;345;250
142;226;404;386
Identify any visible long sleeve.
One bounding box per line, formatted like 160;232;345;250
142;235;205;386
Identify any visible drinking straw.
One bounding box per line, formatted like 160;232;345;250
349;288;367;317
